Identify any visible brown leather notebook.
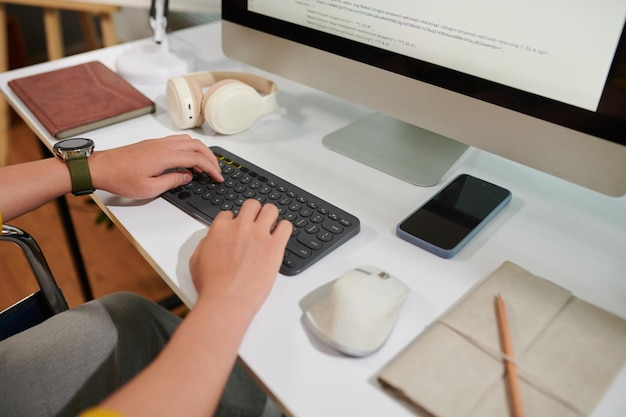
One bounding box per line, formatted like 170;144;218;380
9;61;155;139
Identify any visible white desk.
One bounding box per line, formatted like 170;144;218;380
2;22;625;417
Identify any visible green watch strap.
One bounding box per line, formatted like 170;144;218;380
66;154;94;196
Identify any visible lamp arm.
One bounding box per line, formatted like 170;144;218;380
149;0;169;44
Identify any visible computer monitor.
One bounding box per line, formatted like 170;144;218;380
221;1;626;197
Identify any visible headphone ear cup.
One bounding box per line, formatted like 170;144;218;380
201;80;262;135
166;76;204;129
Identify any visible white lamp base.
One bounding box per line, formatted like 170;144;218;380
116;42;188;85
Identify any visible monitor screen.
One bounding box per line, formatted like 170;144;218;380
222;0;626;196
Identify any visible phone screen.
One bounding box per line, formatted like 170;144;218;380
397;174;511;258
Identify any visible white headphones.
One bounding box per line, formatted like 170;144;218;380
166;71;278;135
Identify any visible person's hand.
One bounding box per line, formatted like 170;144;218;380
89;134;223;199
97;200;291;417
189;200;292;315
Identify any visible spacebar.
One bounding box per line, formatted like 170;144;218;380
286;240;313;258
187;200;219;223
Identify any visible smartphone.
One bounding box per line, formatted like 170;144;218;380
396;174;512;258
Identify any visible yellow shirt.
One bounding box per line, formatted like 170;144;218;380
79;409;125;417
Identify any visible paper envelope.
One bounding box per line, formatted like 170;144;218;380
378;261;626;417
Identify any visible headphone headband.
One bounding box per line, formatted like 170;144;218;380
186;71;277;95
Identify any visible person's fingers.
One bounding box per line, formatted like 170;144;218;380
255;203;281;231
160;135;223;182
274;218;293;238
152;169;193;191
235;199;264;222
213;207;237;223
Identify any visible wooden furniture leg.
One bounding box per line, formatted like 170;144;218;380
98;11;117;47
42;7;64;59
0;3;9;166
78;11;118;49
78;12;99;50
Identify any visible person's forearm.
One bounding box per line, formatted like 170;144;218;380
0;135;225;223
0;157;72;221
99;292;259;417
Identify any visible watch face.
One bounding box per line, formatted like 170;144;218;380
56;138;93;151
54;138;94;159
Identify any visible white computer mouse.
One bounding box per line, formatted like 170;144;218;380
304;266;410;357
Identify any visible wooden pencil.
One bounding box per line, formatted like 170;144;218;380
495;294;525;417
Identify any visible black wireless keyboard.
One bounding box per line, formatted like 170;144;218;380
162;146;360;276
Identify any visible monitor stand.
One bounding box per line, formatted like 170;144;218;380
322;113;470;186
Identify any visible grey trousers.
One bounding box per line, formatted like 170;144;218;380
0;292;266;417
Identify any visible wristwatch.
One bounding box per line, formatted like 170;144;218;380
53;138;95;196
